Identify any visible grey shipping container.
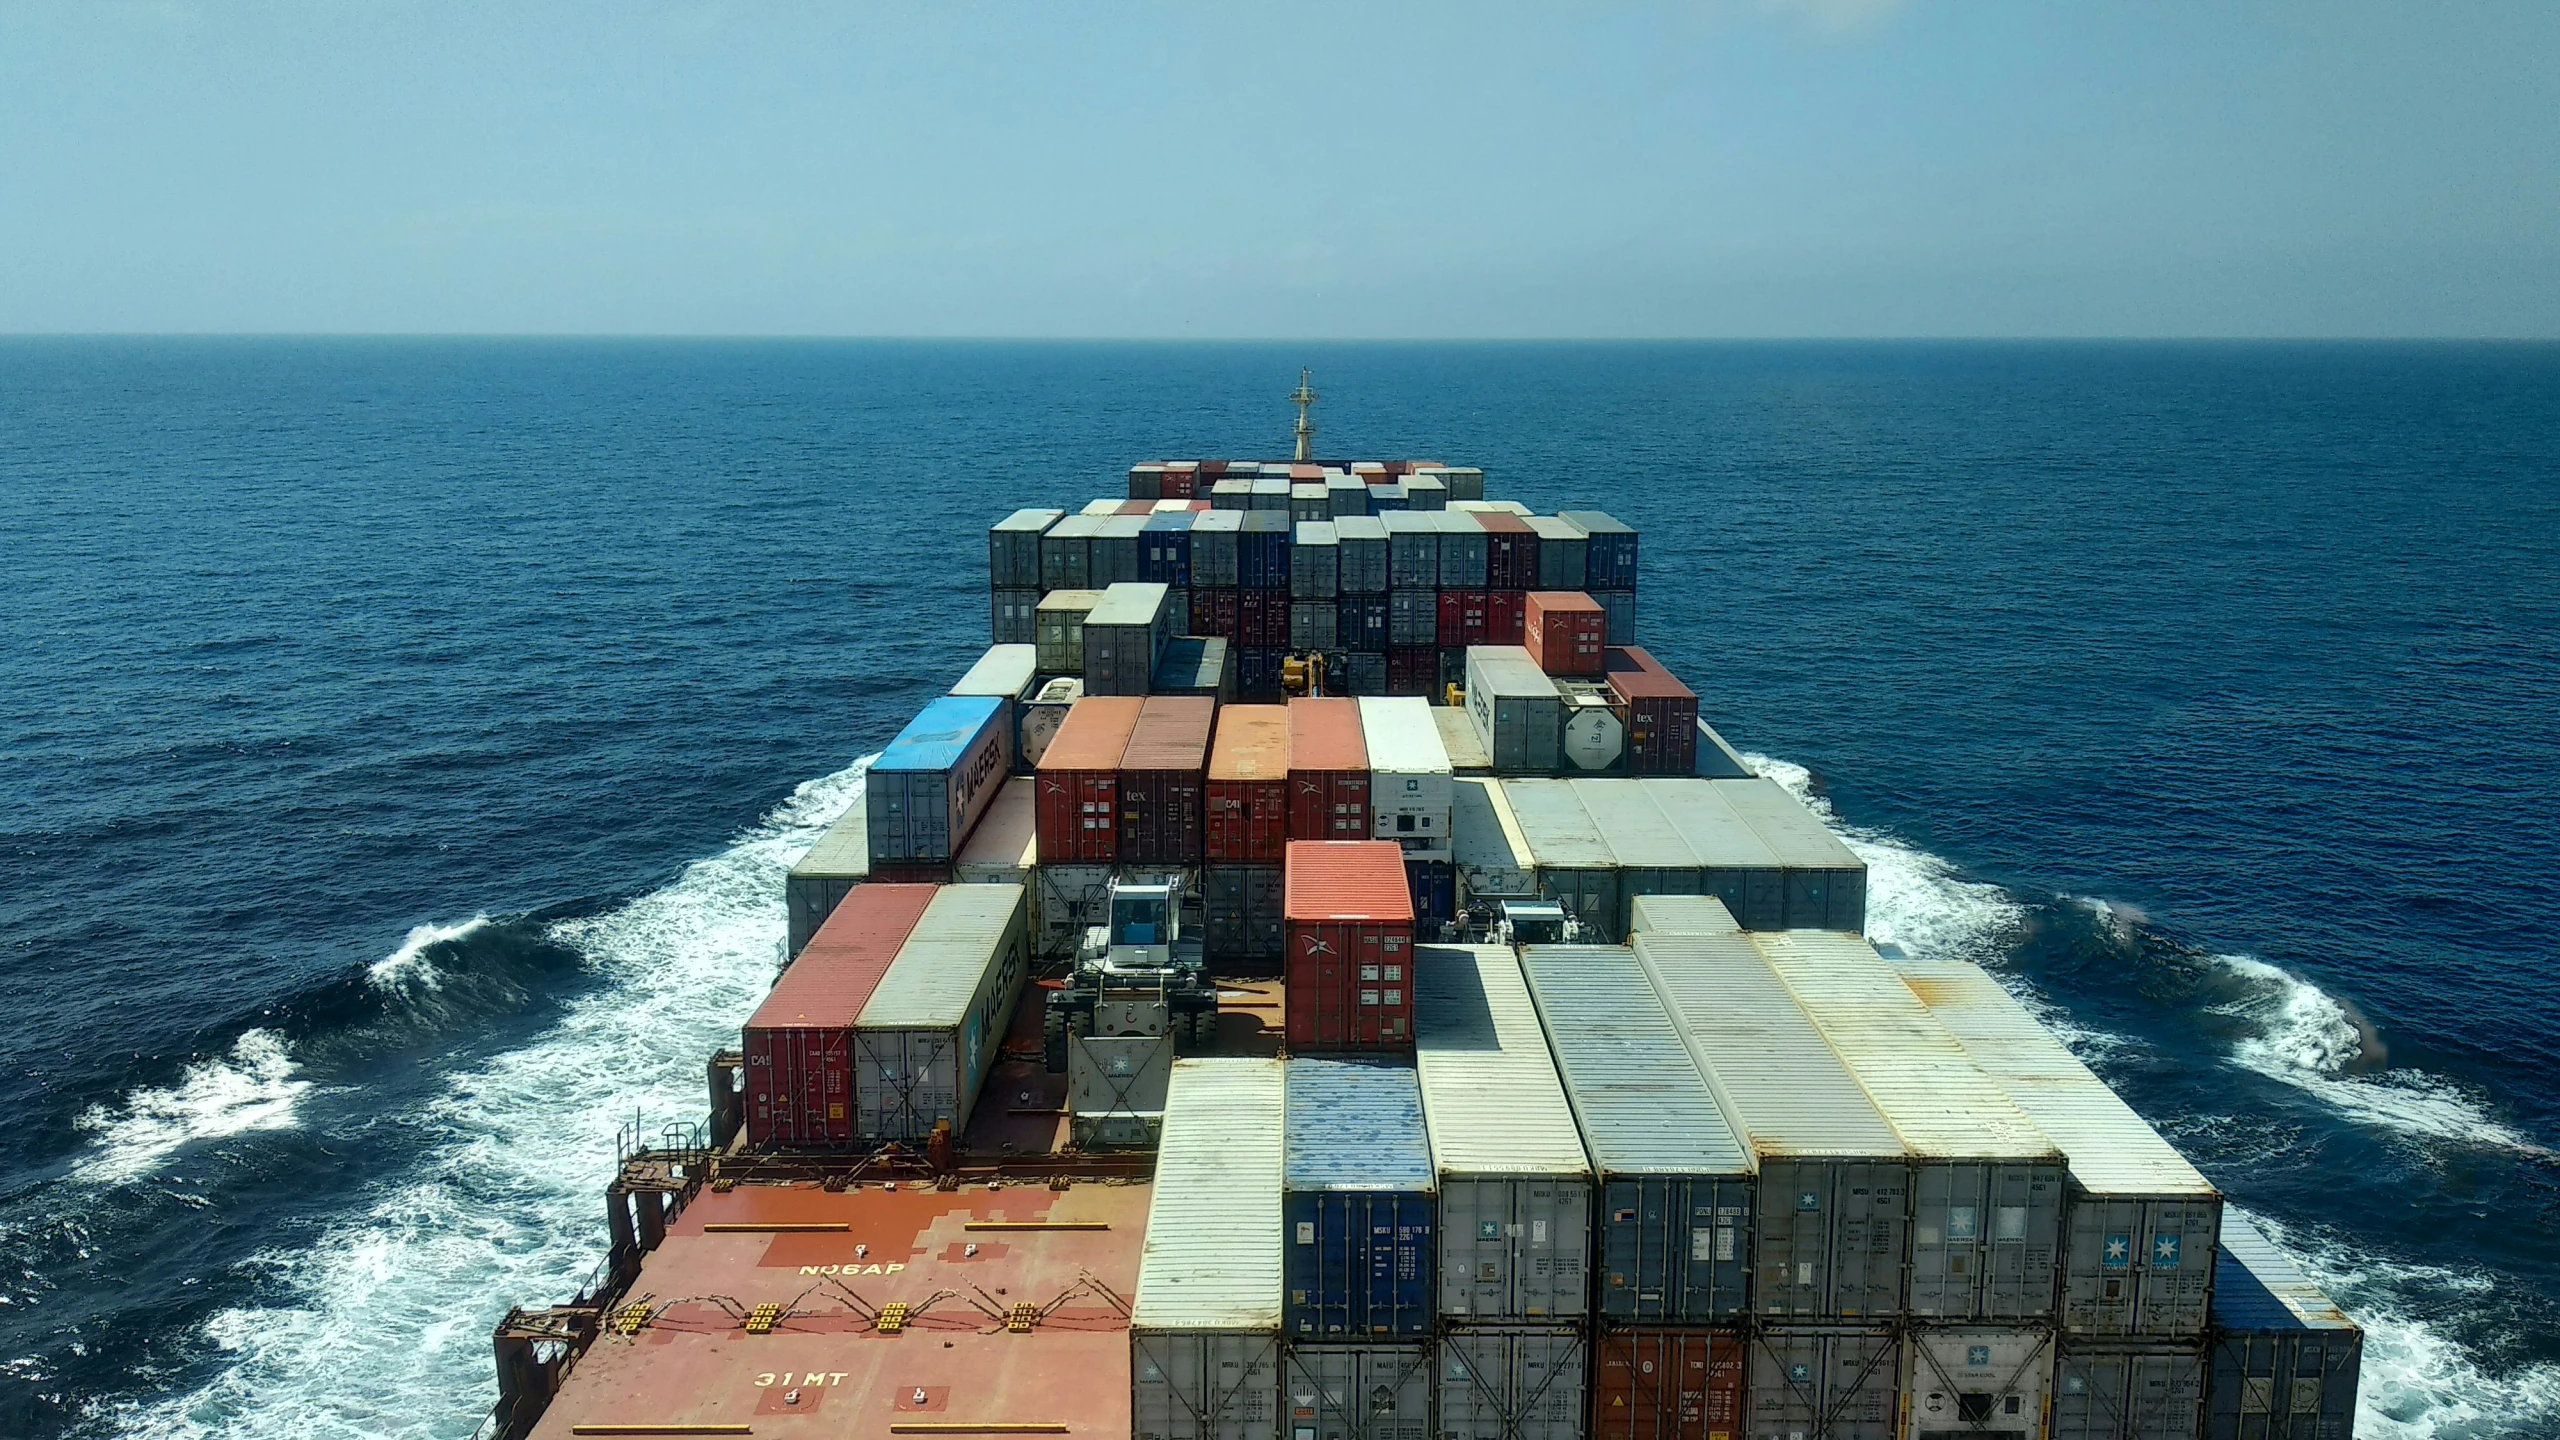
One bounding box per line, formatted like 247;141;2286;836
1440;467;1486;501
989;506;1062;588
1083;581;1174;697
1526;517;1587;591
1290;601;1338;651
1560;510;1639;589
1902;1326;2059;1440
1193;510;1244;588
1413;945;1593;1322
1632;930;1910;1321
1389;590;1439;647
1070;1032;1172;1127
1436;706;1492;774
1403;473;1448;511
1334;516;1391;594
1293;521;1340;599
1154;636;1236;701
1450;778;1536;900
1712;777;1870;931
1129;463;1165;499
2055;1341;2208;1440
949;643;1040;774
1212;476;1255;510
784;802;868;959
1327;472;1369;517
1384;511;1440;588
1343;651;1386;696
1438;1329;1584;1440
866;694;1011;865
1037;590;1106;675
1037;861;1113;957
1019;676;1083;773
1502;779;1620;940
1280;1343;1433;1440
991;586;1040;645
1091;513;1150;587
2208;1216;2361;1440
1465;647;1564;775
1042;513;1104;590
1593;589;1636;647
1133;1059;1286;1440
1251;476;1292;511
1641;780;1787;930
1517;944;1754;1324
1745;1327;1901;1440
1205;863;1284;964
1291;484;1331;524
852;883;1030;1140
1434;511;1489;588
1575;779;1703;932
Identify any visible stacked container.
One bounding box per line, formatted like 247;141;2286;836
1132;1059;1286;1440
1083;581;1174;696
1604;647;1698;776
1036;696;1146;866
1524;593;1607;677
951;777;1036;888
948;643;1040;774
1283;841;1417;1050
2207;1217;2361;1440
743;884;938;1148
850;882;1029;1141
1151;636;1234;701
1358;696;1457;925
1017;676;1082;772
1449;779;1537;901
1288;697;1372;841
1118;696;1215;867
1205;705;1289;966
1465;646;1565;774
1501;779;1620;939
865;695;1010;880
1037;590;1104;675
1283;1059;1437;1338
1041;513;1103;590
1714;777;1871;930
1560;511;1638;644
785;802;870;959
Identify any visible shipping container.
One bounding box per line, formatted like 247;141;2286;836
1018;675;1082;772
1441;466;1487;501
2055;1342;2207;1440
1404;473;1449;512
1435;705;1491;771
1431;590;1482;649
1384;511;1440;588
1037;589;1106;675
1037;696;1147;864
866;694;1010;866
1206;704;1289;865
1435;511;1490;588
1465;646;1565;775
1359;696;1455;850
1451;778;1538;900
1755;931;2067;1322
1745;1327;1902;1440
1590;1328;1745;1440
1328;472;1370;517
1283;1059;1436;1337
1143;510;1197;586
1413;945;1593;1322
745;883;940;1148
1288;698;1372;841
1606;648;1699;776
1484;590;1526;647
1901;1327;2059;1440
1240;588;1292;648
1120;695;1215;865
1084;581;1175;697
1193;509;1245;588
1388;590;1440;647
1632;930;1910;1320
786;803;869;959
991;587;1040;645
950;643;1040;772
1130;463;1166;500
1527;517;1588;591
1283;841;1417;1049
1515;944;1754;1324
1290;600;1339;651
1476;511;1538;590
1042;513;1104;590
1503;779;1621;939
1627;893;1739;937
1442;1329;1586;1440
1118;499;1159;516
1193;587;1241;639
1092;514;1150;586
1901;959;2223;1338
1155;636;1236;701
1387;646;1438;697
1640;781;1786;930
989;507;1061;587
1405;857;1454;922
1240;511;1294;589
1573;779;1703;928
1252;476;1293;511
1338;595;1391;653
1524;592;1608;677
1293;521;1341;599
1292;484;1331;524
1205;863;1285;966
1705;778;1869;931
2208;1217;2361;1440
852;883;1029;1140
1239;646;1287;702
1212;476;1255;510
1037;862;1113;957
1334;516;1390;594
952;776;1036;891
1594;590;1637;647
1133;1058;1286;1440
1561;511;1640;590
1280;1344;1433;1440
1370;482;1410;512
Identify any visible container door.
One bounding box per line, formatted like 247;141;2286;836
1904;1328;2053;1440
2064;1198;2145;1336
1833;1159;1911;1321
1984;1163;2064;1323
1521;1177;1591;1320
1283;1345;1431;1440
1912;1161;1986;1321
1441;1179;1506;1321
2136;1199;2220;1337
1755;1160;1834;1319
1680;1180;1750;1323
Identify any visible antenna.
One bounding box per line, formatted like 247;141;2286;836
1289;368;1318;463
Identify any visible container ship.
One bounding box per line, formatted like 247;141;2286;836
478;390;2364;1440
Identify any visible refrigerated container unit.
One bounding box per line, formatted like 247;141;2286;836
744;883;939;1148
1561;510;1639;590
952;777;1036;890
1290;600;1339;651
1590;1329;1744;1440
1358;697;1454;850
1526;517;1588;591
1465;646;1565;775
1141;510;1196;586
949;643;1040;773
1450;778;1537;901
1082;581;1174;697
990;506;1062;587
1037;695;1146;865
1383;511;1440;589
1291;484;1331;524
2055;1341;2208;1440
1901;959;2224;1339
1434;511;1490;589
1036;589;1105;675
1475;510;1538;590
2207;1216;2362;1440
1037;862;1114;958
1630;929;1910;1321
1524;592;1607;677
1293;521;1340;599
1240;511;1294;589
866;694;1010;867
1515;943;1754;1325
1152;636;1234;701
1204;863;1285;966
1283;1058;1436;1338
1902;1327;2059;1440
1745;1325;1903;1440
1412;945;1593;1324
1442;1328;1586;1440
1288;697;1372;841
851;882;1030;1141
1334;516;1390;594
1754;930;2067;1323
1041;513;1104;590
1192;509;1244;588
991;588;1040;645
1605;647;1699;776
785;803;870;959
1132;1059;1286;1440
1017;676;1082;772
1280;1344;1433;1440
1502;779;1621;940
1283;841;1417;1050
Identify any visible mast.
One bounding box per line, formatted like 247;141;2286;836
1289;368;1318;463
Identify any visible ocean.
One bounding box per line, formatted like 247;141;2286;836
0;338;2553;1437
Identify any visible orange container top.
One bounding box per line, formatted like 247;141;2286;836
1039;695;1146;771
1286;696;1368;773
1208;704;1290;782
1122;695;1215;771
1284;840;1416;923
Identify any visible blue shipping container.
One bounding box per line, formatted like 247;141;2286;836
1561;511;1639;590
1284;1059;1437;1338
865;694;1010;864
1238;647;1287;703
1140;511;1194;586
1340;595;1391;652
1239;511;1294;590
1406;858;1455;923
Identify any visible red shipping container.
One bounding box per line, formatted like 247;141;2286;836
1116;499;1155;516
1196;459;1228;479
1035;696;1145;864
1118;695;1215;865
1475;511;1539;589
1484;589;1527;646
1286;697;1370;841
1283;840;1416;1050
1438;589;1491;647
1206;704;1291;864
1240;589;1291;648
1386;647;1438;697
1590;1329;1745;1440
1161;472;1197;500
1605;647;1701;776
1290;463;1324;482
1192;588;1240;638
1525;591;1607;676
743;883;939;1148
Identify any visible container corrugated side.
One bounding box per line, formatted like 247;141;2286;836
1713;776;1869;930
1590;1329;1743;1440
851;883;1030;1140
1574;779;1702;932
1464;646;1563;775
1413;945;1592;1322
1083;581;1173;697
1450;778;1537;900
1283;841;1417;1049
1745;1326;1903;1440
1133;1059;1286;1440
1278;1345;1432;1440
867;694;1010;866
1501;779;1620;940
1118;695;1214;865
1434;705;1491;772
989;507;1062;588
1640;780;1786;930
1207;704;1290;865
1037;696;1146;865
1036;589;1106;675
2055;1341;2208;1440
786;801;870;958
2207;1216;2361;1440
1283;1058;1435;1337
1287;697;1371;842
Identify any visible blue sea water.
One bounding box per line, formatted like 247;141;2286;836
1;338;2555;1437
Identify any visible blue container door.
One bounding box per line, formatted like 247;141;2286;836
1405;860;1455;922
1287;1193;1435;1337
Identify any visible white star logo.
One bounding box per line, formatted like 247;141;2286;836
2105;1237;2130;1261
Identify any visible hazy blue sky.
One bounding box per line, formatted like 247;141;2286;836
4;1;2555;336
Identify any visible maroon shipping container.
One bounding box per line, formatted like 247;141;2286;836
1035;696;1146;864
1192;588;1240;638
1118;695;1215;865
1283;840;1416;1050
743;883;939;1148
1605;646;1701;776
1240;589;1291;648
1484;589;1527;646
1116;499;1155;516
1206;704;1290;864
1437;589;1491;647
1162;471;1197;499
1476;510;1539;589
1525;591;1607;676
868;861;950;884
1286;697;1371;841
1590;1329;1745;1440
1386;647;1438;697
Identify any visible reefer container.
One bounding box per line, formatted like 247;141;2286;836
1358;697;1454;850
1561;511;1639;589
852;883;1029;1140
1754;931;2066;1322
1041;513;1103;590
1902;960;2223;1339
1037;696;1147;865
1280;1345;1433;1440
1208;704;1290;864
1384;511;1440;588
1577;779;1704;931
744;884;939;1148
1450;778;1537;900
1283;841;1417;1049
1239;511;1293;589
1120;695;1215;865
1084;581;1175;697
1475;511;1537;590
1091;514;1150;587
1713;778;1870;931
1465;647;1565;775
1154;636;1235;701
1192;509;1244;588
1037;589;1106;675
950;643;1040;773
1142;510;1196;585
1288;698;1372;841
1631;930;1910;1321
1293;521;1340;599
1527;517;1587;591
785;803;869;959
1434;511;1490;589
1606;648;1699;776
952;777;1036;888
1038;862;1113;957
1745;1327;1901;1440
1502;780;1621;940
866;694;1010;866
2055;1342;2207;1440
1334;515;1390;594
990;586;1040;645
1902;1327;2058;1440
1443;1329;1587;1440
1591;1329;1744;1440
1641;781;1786;930
990;506;1062;587
1436;707;1491;772
1204;863;1285;966
1133;1059;1286;1440
1283;1059;1436;1337
1019;675;1082;772
1516;944;1754;1324
2207;1217;2361;1440
1413;945;1593;1322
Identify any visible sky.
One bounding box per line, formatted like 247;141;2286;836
2;1;2555;338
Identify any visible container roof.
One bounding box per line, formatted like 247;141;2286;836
749;884;940;1031
954;778;1036;872
1573;779;1698;870
950;644;1038;698
1467;646;1562;698
874;694;1004;773
1357;697;1452;776
1086;582;1170;628
790;801;871;881
1286;697;1368;773
1122;696;1214;771
2213;1214;2357;1332
1040;696;1146;772
1434;707;1491;770
1413;946;1591;1181
1135;1059;1285;1330
1282;841;1414;923
1712;778;1863;869
1501;779;1613;869
1641;780;1781;870
1209;705;1290;782
1516;944;1752;1178
1284;1059;1435;1192
855;884;1025;1030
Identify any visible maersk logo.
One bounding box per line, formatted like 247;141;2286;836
2154;1235;2182;1268
2102;1234;2132;1269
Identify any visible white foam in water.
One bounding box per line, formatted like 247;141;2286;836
1741;752;2022;963
120;757;875;1440
74;1030;314;1187
365;915;493;993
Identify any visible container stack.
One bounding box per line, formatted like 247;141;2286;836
2206;1217;2362;1440
1204;705;1289;967
743;883;939;1148
850;882;1030;1142
1033;696;1146;952
988;507;1061;645
864;694;1012;884
1358;697;1457;927
1287;697;1371;841
1283;840;1416;1051
1132;1058;1286;1440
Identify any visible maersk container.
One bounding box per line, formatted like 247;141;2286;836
866;695;1010;866
1713;777;1870;930
1240;510;1294;589
1388;589;1439;647
785;803;869;959
1288;698;1371;841
1902;1327;2058;1440
2055;1341;2207;1440
1083;581;1174;697
1502;780;1620;940
2208;1216;2362;1440
1091;513;1150;587
1641;780;1787;930
1383;511;1439;588
1526;517;1587;591
1192;509;1244;588
1590;1328;1745;1440
1515;944;1753;1324
1561;510;1639;589
1292;521;1340;599
1283;1059;1436;1337
1745;1326;1902;1440
1142;510;1196;586
990;586;1040;646
1036;589;1105;675
1358;697;1454;850
952;776;1036;890
1119;695;1214;866
1290;600;1339;651
1576;779;1704;931
1280;1344;1432;1440
990;506;1062;588
1755;930;2066;1323
1334;515;1390;594
1465;646;1564;775
1041;513;1103;590
1133;1059;1286;1440
1450;778;1536;900
1901;959;2224;1339
1442;1329;1585;1440
1204;862;1284;965
1594;589;1637;647
1018;675;1082;772
745;883;939;1148
1037;695;1146;864
851;883;1029;1140
1154;636;1235;701
1413;945;1593;1323
949;643;1040;773
1631;931;1911;1321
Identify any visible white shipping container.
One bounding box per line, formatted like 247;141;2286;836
949;643;1040;773
1438;1329;1585;1440
1133;1059;1287;1440
1901;1327;2057;1440
1434;706;1490;772
1280;1343;1432;1440
852;884;1030;1140
1359;697;1455;851
1018;676;1083;773
1574;779;1702;931
1501;779;1619;940
952;777;1036;888
1450;778;1537;901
